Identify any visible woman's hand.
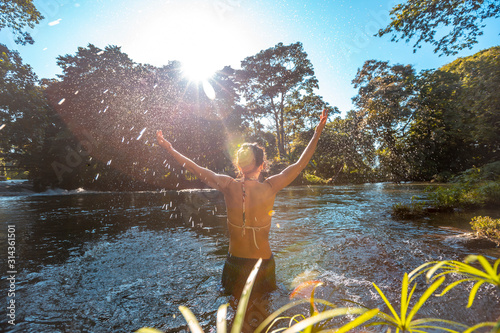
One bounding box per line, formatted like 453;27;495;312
156;130;173;150
316;109;328;134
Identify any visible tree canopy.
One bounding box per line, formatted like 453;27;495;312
351;46;499;181
0;0;43;45
378;0;500;56
2;38;498;188
237;42;330;158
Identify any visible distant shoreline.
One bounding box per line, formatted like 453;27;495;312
0;179;35;196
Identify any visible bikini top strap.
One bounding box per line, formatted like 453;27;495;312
241;181;246;230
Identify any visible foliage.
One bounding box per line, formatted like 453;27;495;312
364;274;466;332
440;46;500;164
352;47;500;182
471;216;500;246
391;196;426;219
410;255;500;309
425;163;500;210
0;44;53;186
0;0;43;45
377;0;500;56
3;41;500;189
42;44;237;191
291;112;377;184
302;172;329;185
352;60;417;181
237;42;330;158
404;69;474;180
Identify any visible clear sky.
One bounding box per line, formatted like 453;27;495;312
1;0;499;114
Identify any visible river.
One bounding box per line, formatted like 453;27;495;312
0;183;499;332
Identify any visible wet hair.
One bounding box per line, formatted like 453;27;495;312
236;143;267;176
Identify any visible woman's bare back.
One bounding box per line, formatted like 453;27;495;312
223;179;276;259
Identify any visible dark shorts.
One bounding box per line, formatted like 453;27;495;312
221;254;277;297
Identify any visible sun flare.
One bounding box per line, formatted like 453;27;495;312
126;3;261;98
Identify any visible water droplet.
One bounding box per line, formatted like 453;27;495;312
95;173;100;180
58;98;65;105
276;223;280;228
107;160;112;165
136;127;146;140
268;210;275;216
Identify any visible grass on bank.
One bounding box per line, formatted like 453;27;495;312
136;255;499;333
427;163;500;211
471;216;500;246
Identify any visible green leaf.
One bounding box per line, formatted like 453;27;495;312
372;282;401;323
437;278;475;296
282;308;369;333
216;303;229;333
411;318;468;331
400;273;409;323
463;321;496;333
467;280;486;308
231;258;262;333
317;308;379;333
178;306;205;333
135;328;165;333
425;261;448;281
254;299;336;333
406;276;445;323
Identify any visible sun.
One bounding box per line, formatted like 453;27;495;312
175;11;228;83
125;3;258;97
181;57;218;83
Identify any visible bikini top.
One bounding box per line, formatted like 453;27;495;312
227;179;271;249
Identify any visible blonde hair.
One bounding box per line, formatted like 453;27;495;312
236;143;267;177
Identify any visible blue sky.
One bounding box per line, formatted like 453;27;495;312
1;0;499;114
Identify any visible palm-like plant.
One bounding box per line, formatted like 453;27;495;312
409;255;500;308
409;255;500;333
347;273;467;333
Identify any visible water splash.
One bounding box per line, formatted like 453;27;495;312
136;128;147;140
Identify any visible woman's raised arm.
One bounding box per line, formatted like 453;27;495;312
156;130;232;191
265;109;328;192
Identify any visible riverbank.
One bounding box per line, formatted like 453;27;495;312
0;179;35;196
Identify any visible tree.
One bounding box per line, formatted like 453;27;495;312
237;42;320;158
440;46;500;162
0;43;50;181
296;111;376;184
352;60;417;180
377;0;500;56
45;44;237;190
404;69;472;180
0;0;44;45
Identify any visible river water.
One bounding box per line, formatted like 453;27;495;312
0;183;499;332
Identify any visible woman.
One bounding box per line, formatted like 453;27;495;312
156;109;328;297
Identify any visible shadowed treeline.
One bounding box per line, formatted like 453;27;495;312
1;43;499;190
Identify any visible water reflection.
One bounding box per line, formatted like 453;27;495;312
0;184;498;332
